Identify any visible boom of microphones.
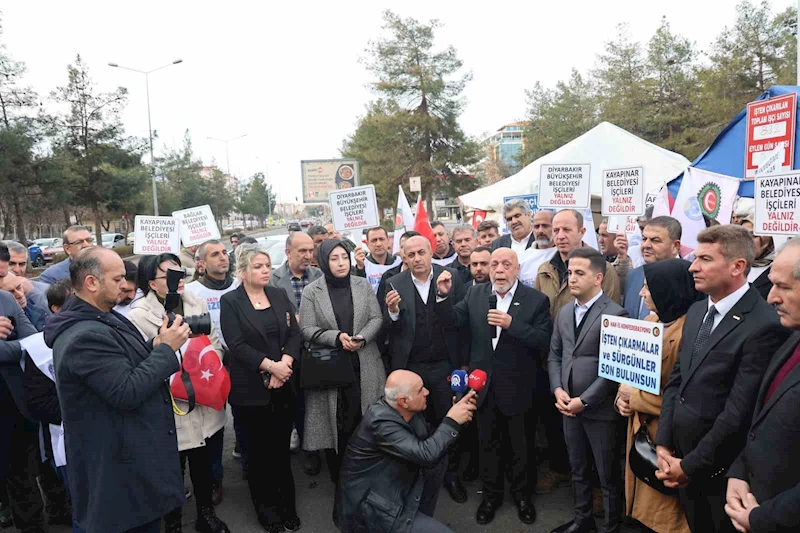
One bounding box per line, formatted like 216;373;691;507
488;295;497;338
468;369;487;394
449;368;488;403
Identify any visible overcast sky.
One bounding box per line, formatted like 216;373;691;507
2;0;794;203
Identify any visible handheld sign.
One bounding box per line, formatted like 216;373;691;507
172;205;221;247
539;164;591;209
602;166;644;216
330;184;379;232
134;215;181;255
745;93;796;179
754;170;800;235
599;315;663;395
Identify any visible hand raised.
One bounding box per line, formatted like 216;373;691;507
436;270;452;295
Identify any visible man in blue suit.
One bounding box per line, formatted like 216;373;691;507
622;216;682;319
39;226;95;286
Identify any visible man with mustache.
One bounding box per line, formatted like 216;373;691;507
477;220;500;247
491;200;555;252
655;225;788;533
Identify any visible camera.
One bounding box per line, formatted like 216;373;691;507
163;267;211;336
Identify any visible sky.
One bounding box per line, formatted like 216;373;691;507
2;0;795;204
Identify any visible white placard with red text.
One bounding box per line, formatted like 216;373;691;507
538;164;591;209
754;170;800;236
330;185;380;232
602;167;644;217
745;93;796;179
133;215;182;255
172;205;221;247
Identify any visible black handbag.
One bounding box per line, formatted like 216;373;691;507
628;418;677;496
299;330;356;390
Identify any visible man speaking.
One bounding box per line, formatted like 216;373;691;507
333;370;477;533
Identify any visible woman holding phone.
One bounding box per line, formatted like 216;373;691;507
299;239;386;485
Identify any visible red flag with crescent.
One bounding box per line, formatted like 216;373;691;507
170;335;231;411
472;210;487;228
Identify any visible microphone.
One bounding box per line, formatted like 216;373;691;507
449;370;468;401
488;294;497;339
467;369;488;395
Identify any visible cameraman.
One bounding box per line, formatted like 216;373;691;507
128;254;230;533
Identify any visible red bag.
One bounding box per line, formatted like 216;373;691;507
170;335;231;411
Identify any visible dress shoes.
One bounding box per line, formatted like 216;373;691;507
444;476;467;503
550;519;597;533
476;499;500;525
515;499;536;524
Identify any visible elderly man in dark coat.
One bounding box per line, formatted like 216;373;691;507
45;247;191;533
334;370;477;533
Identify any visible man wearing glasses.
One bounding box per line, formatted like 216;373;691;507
40;226;95;286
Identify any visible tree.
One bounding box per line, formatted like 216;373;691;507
343;10;480;213
240;173;276;228
48;54;134;244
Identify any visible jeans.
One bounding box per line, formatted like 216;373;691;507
55;466;86;533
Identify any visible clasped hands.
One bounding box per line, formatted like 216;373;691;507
725;478;760;533
554;388;585;417
655;446;690;489
260;354;294;389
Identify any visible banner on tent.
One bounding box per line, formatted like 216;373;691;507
745;93;796;179
602;167;644;216
503;194;539;212
754;170;800;236
539;164;591;209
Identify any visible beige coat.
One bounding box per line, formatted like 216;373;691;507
128;290;227;452
616;314;689;533
534;254;621;320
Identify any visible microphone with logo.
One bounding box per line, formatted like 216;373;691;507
449;369;469;401
488;295;498;339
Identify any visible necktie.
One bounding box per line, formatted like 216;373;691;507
690;305;717;367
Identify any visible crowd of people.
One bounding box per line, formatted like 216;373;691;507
0;196;797;533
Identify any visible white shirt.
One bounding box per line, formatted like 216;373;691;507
492;280;519;350
511;232;533;255
705;282;750;332
574;290;604;328
389;270;434;322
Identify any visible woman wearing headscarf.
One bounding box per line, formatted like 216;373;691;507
739;215;775;299
299;239;386;485
615;259;702;533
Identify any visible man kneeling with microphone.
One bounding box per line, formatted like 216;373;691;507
333;370;478;533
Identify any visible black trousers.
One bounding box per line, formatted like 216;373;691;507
164;428;223;525
679;474;736;533
477;387;532;503
237;391;296;527
0;399;44;533
535;376;570;474
408;360;460;476
563;415;623;533
325;353;363;485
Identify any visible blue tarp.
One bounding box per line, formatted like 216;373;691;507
667;85;800;199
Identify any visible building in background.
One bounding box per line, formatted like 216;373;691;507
486;121;527;178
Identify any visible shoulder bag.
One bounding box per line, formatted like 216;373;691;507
629;416;677;496
299;329;356;390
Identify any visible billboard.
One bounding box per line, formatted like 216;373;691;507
301;159;360;203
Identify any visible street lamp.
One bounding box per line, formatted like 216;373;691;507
207;134;247;175
108;58;183;215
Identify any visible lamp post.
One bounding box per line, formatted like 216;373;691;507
108;59;183;216
207;134;247;175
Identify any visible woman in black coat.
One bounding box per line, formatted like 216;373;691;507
220;245;302;533
740;216;775;299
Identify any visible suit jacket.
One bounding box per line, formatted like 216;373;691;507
622;265;646;318
447;282;551;416
384;265;465;371
548;292;628;421
220;284;302;406
751;266;773;300
727;331;800;533
39;258;71;285
491;232;535;251
269;262;323;311
0;291;37;419
655;287;789;480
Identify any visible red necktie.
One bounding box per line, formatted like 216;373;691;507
764;343;800;404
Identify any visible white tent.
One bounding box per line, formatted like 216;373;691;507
460;122;691;212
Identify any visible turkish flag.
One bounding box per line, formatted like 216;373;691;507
413;196;438;251
472;210;487;228
170;335;231;411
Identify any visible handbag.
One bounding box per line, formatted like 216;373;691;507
628;417;677;496
299;329;356;390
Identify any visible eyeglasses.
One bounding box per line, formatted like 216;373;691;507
65;238;94;246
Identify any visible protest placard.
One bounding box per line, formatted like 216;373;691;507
745;93;796;179
133;215;182;255
599;315;663;395
602;166;644;216
172;205;221;247
754;170;800;236
330;185;379;232
538;164;591;209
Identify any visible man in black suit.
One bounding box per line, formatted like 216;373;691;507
384;236;467;503
548;247;628;533
724;239;800;533
437;247;552;526
655;225;789;533
491;199;555;252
